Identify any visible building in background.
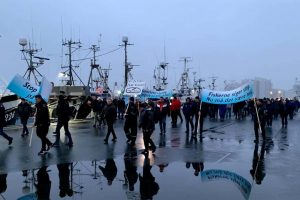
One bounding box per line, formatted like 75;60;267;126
253;77;273;98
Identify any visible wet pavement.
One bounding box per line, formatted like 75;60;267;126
0;115;300;199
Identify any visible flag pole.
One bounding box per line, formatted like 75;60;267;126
197;101;203;135
29;117;36;147
253;98;262;134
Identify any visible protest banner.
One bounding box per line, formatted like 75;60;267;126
7;74;39;104
7;74;53;104
123;80;145;96
140;90;173;100
201;82;254;104
201;169;252;200
38;77;53;102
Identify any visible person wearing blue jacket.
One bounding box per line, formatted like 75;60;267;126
182;97;194;134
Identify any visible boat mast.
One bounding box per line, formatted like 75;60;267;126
177;57;192;96
61;39;84;86
19;38;49;85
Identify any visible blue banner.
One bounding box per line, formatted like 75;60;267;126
7;74;39;104
201;82;254;104
140;90;173;100
201;169;252;200
38;77;53;102
7;74;53;104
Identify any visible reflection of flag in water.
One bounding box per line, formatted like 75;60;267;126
96;87;104;94
17;193;37;200
201;169;252;200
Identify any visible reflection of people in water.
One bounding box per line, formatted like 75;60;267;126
57;163;73;197
250;142;266;184
0;174;7;194
139;158;159;199
185;162;204;176
124;146;138;191
158;164;168;173
99;159;118;186
36;166;51;200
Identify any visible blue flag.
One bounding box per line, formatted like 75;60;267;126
200;82;254;104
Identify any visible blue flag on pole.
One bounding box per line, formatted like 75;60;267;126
7;74;39;104
7;74;53;104
200;82;254;104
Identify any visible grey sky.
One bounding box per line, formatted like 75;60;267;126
1;0;300;90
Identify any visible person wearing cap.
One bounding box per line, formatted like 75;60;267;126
17;98;32;137
124;97;138;146
0;102;13;145
34;95;53;155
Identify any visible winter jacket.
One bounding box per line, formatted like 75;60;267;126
139;108;155;131
0;104;6;128
104;104;117;123
18;102;32;120
35;100;50;127
56;99;70;122
182;102;194;117
156;102;169;118
170;99;181;111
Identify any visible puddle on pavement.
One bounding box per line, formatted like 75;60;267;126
1;142;299;200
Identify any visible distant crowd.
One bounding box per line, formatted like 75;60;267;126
0;93;299;156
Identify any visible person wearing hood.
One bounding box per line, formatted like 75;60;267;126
53;95;73;147
17;98;32;136
34;95;53;155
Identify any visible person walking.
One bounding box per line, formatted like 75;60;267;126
139;101;156;156
34;95;53;155
253;99;267;143
53;95;73;147
0;102;13;145
117;98;126;119
17;98;32;137
170;97;181;128
182;97;194;134
279;99;288;128
156;97;169;135
124;97;138;146
103;98;117;144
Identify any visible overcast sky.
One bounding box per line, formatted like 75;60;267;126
1;0;300;90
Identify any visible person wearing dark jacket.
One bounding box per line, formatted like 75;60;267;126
18;98;32;136
124;97;139;146
35;95;53;155
103;98;117;144
182;97;194;134
265;100;273;127
139;101;156;156
53;95;73;147
156;97;169;135
99;159;118;186
117;98;126;119
0;103;13;145
253;100;267;142
279;99;288;128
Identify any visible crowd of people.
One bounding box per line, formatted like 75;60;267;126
0;92;299;156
